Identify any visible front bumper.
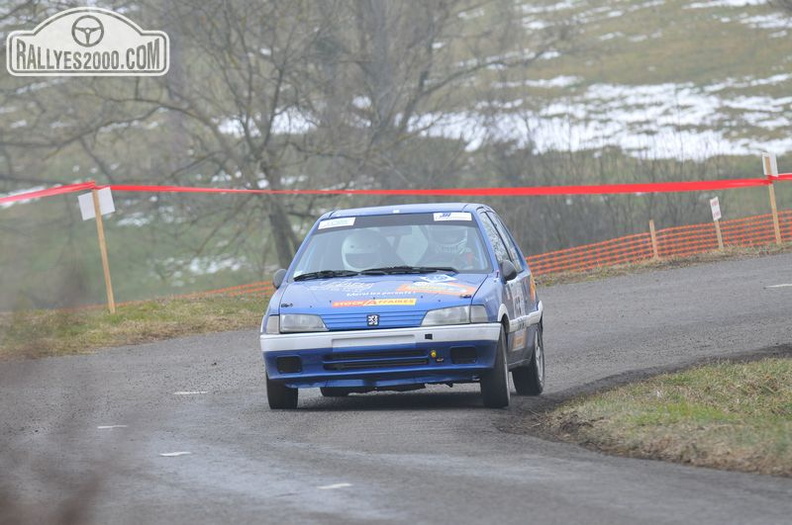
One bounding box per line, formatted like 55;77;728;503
260;323;502;389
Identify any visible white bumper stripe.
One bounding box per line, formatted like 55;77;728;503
260;323;502;353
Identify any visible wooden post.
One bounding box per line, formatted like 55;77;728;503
714;219;724;251
768;183;782;245
92;189;116;314
763;153;782;245
649;219;659;260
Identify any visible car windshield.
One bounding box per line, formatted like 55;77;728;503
291;212;493;279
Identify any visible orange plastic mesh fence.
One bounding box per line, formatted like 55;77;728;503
80;281;275;309
527;210;791;276
526;233;654;275
180;281;275;299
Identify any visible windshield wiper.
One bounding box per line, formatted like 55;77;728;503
293;270;360;281
360;266;458;275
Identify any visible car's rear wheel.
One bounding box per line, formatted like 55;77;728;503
266;373;298;409
513;323;544;396
320;387;351;397
480;326;511;408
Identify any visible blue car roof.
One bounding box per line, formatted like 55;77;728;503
323;202;490;219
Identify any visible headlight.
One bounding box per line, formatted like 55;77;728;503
421;305;488;326
263;315;280;334
279;313;328;333
469;305;488;323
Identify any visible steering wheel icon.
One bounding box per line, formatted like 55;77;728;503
71;15;105;47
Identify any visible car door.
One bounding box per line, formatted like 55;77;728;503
477;211;524;361
482;211;533;362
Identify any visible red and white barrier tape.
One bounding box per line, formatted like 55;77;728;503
0;182;97;204
2;175;791;205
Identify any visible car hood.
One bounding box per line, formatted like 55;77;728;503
278;273;488;330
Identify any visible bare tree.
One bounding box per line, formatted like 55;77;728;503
121;1;341;267
308;0;569;191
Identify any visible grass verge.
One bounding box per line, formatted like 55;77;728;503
541;358;792;477
0;294;267;360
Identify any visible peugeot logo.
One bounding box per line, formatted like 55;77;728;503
366;314;379;327
71;15;104;47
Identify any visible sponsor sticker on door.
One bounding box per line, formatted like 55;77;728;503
6;7;169;76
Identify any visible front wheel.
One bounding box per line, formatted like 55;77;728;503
513;323;544;396
266;373;298;409
480;326;511;408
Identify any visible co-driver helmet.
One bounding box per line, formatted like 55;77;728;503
430;226;468;255
341;230;382;271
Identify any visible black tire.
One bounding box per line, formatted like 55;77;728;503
320;387;350;397
513;323;544;396
480;326;511;408
266;373;298;409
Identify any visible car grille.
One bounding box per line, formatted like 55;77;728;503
323;349;428;371
321;311;426;331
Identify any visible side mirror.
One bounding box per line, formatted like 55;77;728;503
500;260;518;282
272;268;287;289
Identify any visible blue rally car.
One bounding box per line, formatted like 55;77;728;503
259;203;545;409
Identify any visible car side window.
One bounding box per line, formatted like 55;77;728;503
479;212;510;263
486;212;526;271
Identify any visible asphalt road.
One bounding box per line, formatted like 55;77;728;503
2;253;791;524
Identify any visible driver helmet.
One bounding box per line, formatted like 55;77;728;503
341;230;382;271
430;226;468;255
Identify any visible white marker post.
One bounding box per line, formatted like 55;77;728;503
79;188;116;313
762;153;782;245
710;197;724;251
